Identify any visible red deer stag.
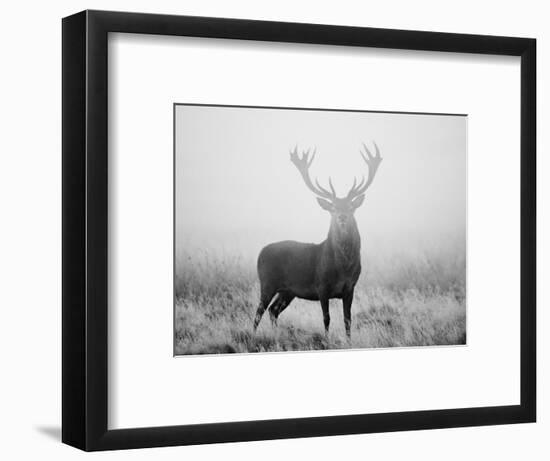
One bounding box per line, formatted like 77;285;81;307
253;143;382;339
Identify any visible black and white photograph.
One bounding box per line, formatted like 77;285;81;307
174;104;467;355
1;0;544;457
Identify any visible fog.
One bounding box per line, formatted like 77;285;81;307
175;104;466;259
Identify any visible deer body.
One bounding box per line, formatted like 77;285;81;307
253;143;382;339
258;223;361;301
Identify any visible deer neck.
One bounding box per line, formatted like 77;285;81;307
327;220;361;268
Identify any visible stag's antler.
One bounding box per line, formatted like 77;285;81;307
290;146;337;201
346;141;382;200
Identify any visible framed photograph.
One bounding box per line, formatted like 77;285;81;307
62;10;536;451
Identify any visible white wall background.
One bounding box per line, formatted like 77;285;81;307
0;0;546;459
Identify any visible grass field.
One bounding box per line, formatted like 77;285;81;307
174;242;466;355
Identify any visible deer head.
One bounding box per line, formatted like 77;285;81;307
290;143;382;234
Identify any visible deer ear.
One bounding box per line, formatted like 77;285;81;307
350;194;365;209
316;198;334;212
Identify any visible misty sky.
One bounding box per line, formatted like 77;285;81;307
175;105;466;258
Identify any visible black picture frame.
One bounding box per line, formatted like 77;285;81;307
62;10;536;451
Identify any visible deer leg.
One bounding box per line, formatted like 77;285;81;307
268;295;284;327
269;294;295;326
320;297;330;335
253;290;276;331
342;289;354;341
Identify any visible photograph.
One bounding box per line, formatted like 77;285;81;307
174;104;467;355
54;6;538;454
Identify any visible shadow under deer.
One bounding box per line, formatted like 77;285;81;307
253;143;382;340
